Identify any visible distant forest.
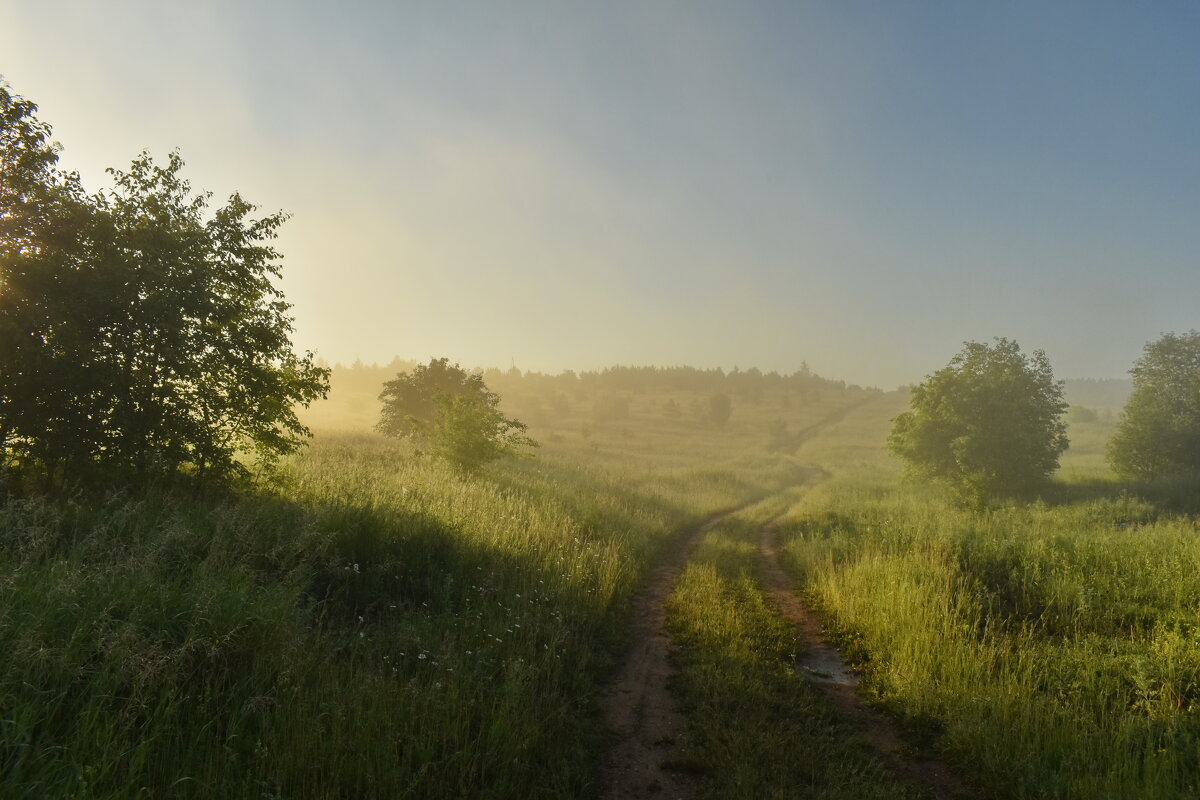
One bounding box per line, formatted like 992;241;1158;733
323;359;874;403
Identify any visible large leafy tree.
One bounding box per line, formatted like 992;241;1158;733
0;81;328;485
1108;331;1200;480
378;358;536;473
888;338;1069;503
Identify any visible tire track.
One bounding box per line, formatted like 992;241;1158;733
758;522;976;799
598;510;734;800
598;399;878;799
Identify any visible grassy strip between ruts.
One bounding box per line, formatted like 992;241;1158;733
664;499;926;800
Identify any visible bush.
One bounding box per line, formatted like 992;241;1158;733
708;393;732;427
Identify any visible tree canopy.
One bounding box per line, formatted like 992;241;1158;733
0;80;328;486
377;358;536;474
1108;331;1200;480
887;338;1068;504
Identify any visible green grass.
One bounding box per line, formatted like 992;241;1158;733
13;380;1192;798
777;396;1200;799
0;387;840;799
663;496;924;800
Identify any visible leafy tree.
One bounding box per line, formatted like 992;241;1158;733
708;393;732;427
0;80;329;486
888;338;1068;503
1108;331;1200;479
377;358;536;473
1;81;99;481
378;358;488;439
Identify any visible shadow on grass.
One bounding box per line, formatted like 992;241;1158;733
1040;474;1200;517
0;447;767;799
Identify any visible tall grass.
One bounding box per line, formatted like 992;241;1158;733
0;423;801;798
779;399;1200;799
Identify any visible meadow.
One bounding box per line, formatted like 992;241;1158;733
0;369;872;798
779;395;1200;799
3;366;1198;798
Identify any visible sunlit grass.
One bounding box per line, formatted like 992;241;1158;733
664;500;923;799
778;400;1200;799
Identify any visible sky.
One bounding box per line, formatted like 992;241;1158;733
3;1;1198;388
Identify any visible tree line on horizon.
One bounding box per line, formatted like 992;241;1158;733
4;77;1199;497
323;358;872;401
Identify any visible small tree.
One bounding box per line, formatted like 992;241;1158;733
377;358;536;473
1108;331;1200;479
708;393;732;427
888;338;1068;504
378;358;488;440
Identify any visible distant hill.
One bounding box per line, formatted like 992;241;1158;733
1063;378;1133;410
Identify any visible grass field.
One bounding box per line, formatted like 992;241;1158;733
779;395;1200;799
0;375;873;798
3;375;1198;798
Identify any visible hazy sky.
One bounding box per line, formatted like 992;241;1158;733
3;1;1198;387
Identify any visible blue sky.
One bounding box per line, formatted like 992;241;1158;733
3;1;1197;386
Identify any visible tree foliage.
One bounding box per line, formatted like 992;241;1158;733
377;358;536;473
888;338;1068;503
1108;331;1200;480
0;81;328;486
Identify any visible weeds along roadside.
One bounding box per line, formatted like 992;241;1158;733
779;462;1200;799
663;496;924;800
0;427;801;799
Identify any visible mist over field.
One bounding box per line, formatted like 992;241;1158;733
4;3;1200;799
5;1;1200;388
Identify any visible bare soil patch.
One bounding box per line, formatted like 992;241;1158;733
598;512;730;800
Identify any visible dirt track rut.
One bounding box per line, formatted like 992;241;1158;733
597;511;730;800
599;397;973;799
759;523;976;799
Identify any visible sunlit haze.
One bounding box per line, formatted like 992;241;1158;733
4;1;1197;387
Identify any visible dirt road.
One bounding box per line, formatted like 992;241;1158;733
597;400;875;799
597;510;729;800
